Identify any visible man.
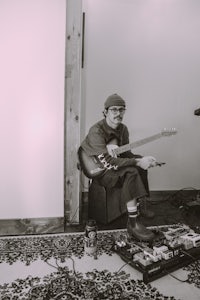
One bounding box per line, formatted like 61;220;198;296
80;93;158;241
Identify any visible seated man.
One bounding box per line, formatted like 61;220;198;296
79;93;158;241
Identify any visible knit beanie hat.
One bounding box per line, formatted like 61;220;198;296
104;93;126;109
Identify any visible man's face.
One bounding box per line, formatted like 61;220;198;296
105;105;126;128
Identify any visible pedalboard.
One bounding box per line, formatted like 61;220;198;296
112;225;200;283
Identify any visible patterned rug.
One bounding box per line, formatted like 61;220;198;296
0;228;200;300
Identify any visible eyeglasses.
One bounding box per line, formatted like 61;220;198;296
108;108;126;114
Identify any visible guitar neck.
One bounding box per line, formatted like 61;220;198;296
114;133;162;155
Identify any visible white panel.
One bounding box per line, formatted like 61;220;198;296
0;0;66;218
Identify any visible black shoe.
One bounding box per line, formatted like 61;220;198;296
127;218;155;242
138;198;155;219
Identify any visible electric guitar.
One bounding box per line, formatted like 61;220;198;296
78;128;177;179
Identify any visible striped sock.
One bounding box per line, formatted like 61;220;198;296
127;206;137;218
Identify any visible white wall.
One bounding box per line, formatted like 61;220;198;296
0;0;66;218
82;0;200;191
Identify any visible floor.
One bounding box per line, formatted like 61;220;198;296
1;191;200;299
1;224;200;299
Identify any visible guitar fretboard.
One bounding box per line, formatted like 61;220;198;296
114;133;162;155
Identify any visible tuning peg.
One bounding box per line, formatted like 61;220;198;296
172;128;177;134
161;127;177;136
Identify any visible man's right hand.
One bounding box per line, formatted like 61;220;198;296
136;156;157;170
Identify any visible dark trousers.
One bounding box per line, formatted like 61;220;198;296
96;166;149;204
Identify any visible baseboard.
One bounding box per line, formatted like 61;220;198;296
0;217;64;236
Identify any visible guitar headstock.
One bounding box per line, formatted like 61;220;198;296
161;128;177;136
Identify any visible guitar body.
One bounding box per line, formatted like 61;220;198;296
78;138;119;178
78;147;105;178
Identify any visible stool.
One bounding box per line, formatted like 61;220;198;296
88;179;126;224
